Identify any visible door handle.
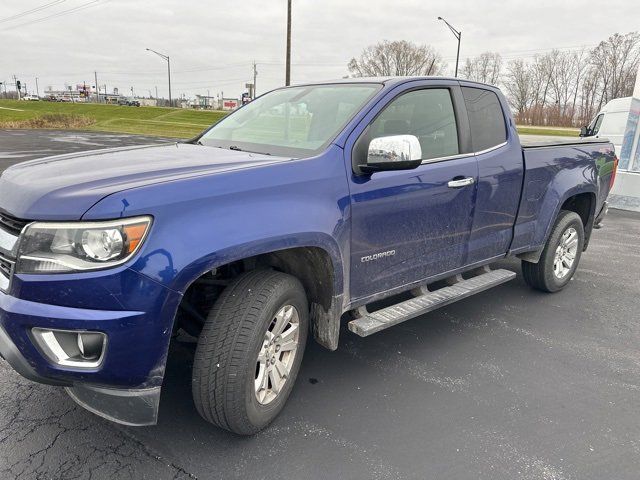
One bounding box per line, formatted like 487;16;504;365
447;177;475;188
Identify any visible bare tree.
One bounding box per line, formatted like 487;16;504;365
504;59;532;116
348;40;446;77
589;32;640;103
348;32;639;128
460;52;503;84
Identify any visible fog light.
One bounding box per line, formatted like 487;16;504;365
32;328;106;368
77;332;104;360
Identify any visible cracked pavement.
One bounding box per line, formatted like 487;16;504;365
1;130;639;479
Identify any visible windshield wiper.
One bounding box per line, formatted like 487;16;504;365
229;145;242;151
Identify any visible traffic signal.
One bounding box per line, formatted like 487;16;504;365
16;80;21;90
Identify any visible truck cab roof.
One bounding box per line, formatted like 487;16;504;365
289;76;499;89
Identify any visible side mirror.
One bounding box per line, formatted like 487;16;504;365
361;135;422;173
579;126;589;137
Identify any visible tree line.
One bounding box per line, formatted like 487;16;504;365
348;32;639;127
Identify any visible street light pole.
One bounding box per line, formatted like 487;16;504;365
437;16;462;77
285;0;292;86
146;48;172;107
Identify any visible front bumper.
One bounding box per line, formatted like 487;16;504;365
0;267;182;425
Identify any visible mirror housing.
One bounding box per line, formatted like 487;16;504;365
579;126;590;137
360;135;422;173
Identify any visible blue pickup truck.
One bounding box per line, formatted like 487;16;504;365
0;77;616;435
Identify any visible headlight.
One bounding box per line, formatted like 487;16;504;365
16;216;152;274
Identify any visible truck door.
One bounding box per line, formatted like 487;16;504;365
460;86;524;264
347;84;478;302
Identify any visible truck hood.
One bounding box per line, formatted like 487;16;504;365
0;143;289;220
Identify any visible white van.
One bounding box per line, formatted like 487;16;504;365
581;96;640;211
580;97;634;158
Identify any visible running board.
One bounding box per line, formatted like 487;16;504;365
348;268;516;337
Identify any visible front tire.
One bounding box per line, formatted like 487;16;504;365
192;270;308;435
522;210;584;292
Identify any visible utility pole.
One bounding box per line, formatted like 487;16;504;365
155;86;158;100
35;77;39;98
146;48;172;107
94;71;100;103
285;0;291;86
437;16;462;77
253;61;258;98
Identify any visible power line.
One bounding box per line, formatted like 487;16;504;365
1;0;106;31
0;0;66;24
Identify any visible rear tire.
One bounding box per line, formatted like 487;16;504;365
522;210;584;293
192;270;308;435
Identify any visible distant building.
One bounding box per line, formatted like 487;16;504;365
43;88;86;102
194;95;216;109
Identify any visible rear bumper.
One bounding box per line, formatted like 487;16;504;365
0;268;182;425
594;201;608;228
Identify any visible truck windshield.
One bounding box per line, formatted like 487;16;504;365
198;83;381;157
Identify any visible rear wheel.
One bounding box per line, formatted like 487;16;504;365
192;270;308;435
522;210;584;292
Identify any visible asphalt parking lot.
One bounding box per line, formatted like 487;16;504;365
1;129;639;480
0;129;174;171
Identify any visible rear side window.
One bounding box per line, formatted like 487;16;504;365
369;89;459;161
462;87;507;152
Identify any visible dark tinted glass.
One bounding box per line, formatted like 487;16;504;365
370;89;459;160
590;114;604;135
462;87;507;151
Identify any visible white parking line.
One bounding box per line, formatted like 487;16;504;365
0;106;24;112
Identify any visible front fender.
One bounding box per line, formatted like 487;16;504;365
169;232;345;296
82;145;351;299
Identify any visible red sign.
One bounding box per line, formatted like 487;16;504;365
223;99;239;110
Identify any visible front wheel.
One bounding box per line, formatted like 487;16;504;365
522;210;585;293
192;270;308;435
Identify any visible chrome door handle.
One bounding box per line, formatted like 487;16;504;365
447;177;475;188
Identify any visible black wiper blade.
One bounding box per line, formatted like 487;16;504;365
229;145;242;151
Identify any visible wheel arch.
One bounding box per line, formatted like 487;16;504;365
172;236;346;350
518;189;597;264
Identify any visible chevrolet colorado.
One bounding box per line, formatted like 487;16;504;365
0;77;616;434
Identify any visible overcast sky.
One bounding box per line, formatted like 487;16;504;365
1;0;638;99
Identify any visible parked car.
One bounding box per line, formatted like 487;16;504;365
19;95;40;101
117;97;140;107
0;77;616;435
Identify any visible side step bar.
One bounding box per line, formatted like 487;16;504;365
348;268;516;337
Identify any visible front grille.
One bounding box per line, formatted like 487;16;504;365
0;212;29;236
0;212;26;291
0;255;13;278
0;251;14;291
